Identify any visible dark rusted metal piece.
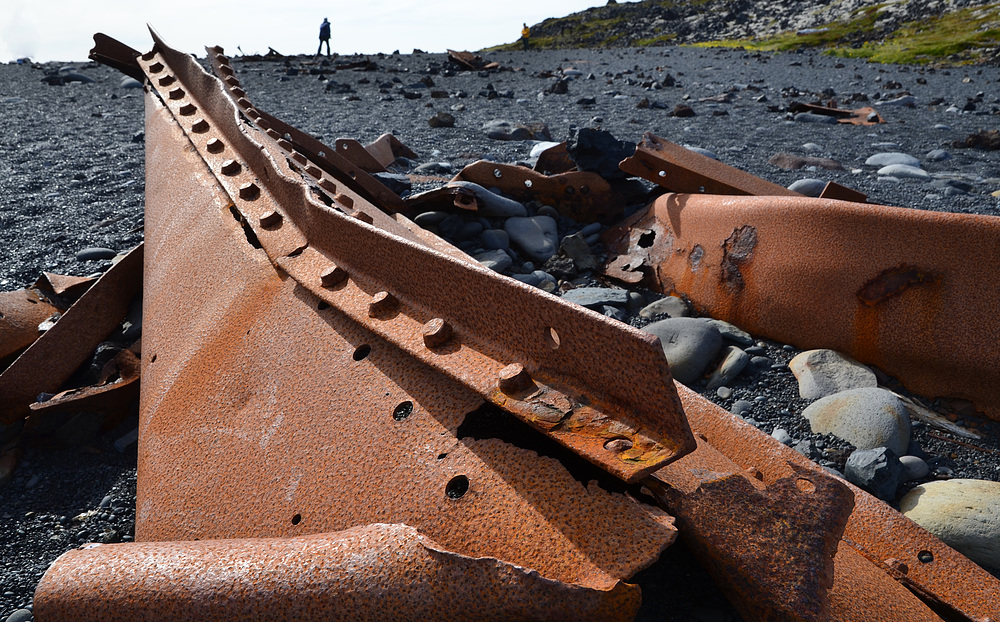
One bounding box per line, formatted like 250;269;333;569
35;523;640;622
88;32;144;82
670;382;1000;621
0;288;58;365
26;347;140;425
361;132;418;170
819;181;868;203
334;137;388;173
534;142;577;175
603;192;1000;421
620;133;800;197
447;49;499;72
453;160;624;224
790;102;884;125
0;245;142;424
33;272;95;299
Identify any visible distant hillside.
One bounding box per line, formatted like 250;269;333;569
494;0;1000;64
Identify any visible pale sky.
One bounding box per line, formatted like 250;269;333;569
1;0;622;62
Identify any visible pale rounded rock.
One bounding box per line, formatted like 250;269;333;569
899;455;930;480
639;295;689;318
706;345;749;389
877;164;931;180
900;479;1000;570
866;152;920;167
802;387;910;455
789;349;877;400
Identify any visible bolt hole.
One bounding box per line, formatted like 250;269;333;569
150;354;157;363
353;344;372;361
437;453;447;460
637;230;656;248
291;513;302;525
317;301;329;310
917;550;934;564
698;185;706;193
524;179;532;188
544;327;561;350
604;438;633;452
795;478;816;494
658;170;666;177
445;475;469;499
393;400;414;421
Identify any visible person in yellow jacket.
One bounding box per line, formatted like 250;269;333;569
521;23;530;51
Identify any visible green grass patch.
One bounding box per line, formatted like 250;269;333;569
636;34;677;47
695;2;1000;64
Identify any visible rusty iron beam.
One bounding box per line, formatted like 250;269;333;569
534;142;577;175
35;523;639;622
204;48;408;213
88;32;144;82
620;132;801;196
87;30;687;609
0;245;142;424
453;160;624;224
665;382;1000;621
604;192;1000;422
334;133;418;172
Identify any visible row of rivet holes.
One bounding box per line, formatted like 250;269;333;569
211;53;364;220
143;54;556;411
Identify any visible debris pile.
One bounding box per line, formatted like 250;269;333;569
3;31;1000;622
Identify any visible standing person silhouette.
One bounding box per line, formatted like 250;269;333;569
317;18;332;56
521;23;530;51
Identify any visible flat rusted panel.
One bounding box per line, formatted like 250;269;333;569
0;245;142;424
620;133;801;196
671;382;1000;621
134;35;680;600
35;524;639;622
605;192;1000;422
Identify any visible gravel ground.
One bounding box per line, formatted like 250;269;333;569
2;44;1000;620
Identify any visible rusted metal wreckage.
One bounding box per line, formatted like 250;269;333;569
6;29;997;621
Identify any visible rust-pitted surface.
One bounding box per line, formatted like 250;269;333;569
132;33;680;595
0;245;142;424
605;191;1000;421
672;382;1000;621
620;133;801;196
0;288;57;363
647;434;854;620
452;160;624;223
35;523;640;622
26;347;141;425
145;35;694;482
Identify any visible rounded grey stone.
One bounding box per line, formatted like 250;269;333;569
731;399;753;416
75;247;117;261
481;229;509;250
504;215;559;263
877;164;930;180
789;349;877;400
900;455;930;480
642;317;723;386
865;152;920;168
639;295;689;319
788;178;826;197
706;345;749;389
474;249;512;273
802;387;911;454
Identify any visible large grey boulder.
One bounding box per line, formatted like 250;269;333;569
802;387;910;455
900;479;1000;570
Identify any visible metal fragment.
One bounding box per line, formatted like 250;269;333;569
453;160;623;223
0;245;142;424
35;523;640;622
0;288;59;365
620;132;800;196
